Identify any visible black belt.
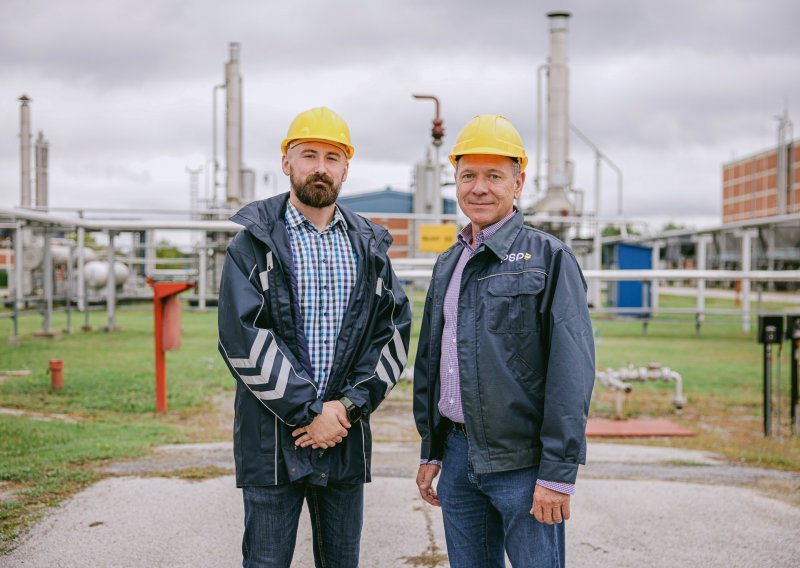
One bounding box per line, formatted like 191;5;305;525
451;421;467;436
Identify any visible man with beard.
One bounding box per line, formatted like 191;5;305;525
218;107;411;568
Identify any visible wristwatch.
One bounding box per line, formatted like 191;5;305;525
338;397;362;423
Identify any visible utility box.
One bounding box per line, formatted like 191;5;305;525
146;279;195;413
608;243;651;316
757;315;784;345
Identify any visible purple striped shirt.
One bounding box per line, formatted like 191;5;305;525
430;209;575;495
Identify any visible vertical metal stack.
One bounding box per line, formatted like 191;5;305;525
532;12;576;219
225;42;243;210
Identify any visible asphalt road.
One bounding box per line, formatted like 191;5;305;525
4;441;800;567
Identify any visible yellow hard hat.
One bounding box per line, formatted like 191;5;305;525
280;106;354;159
449;114;528;171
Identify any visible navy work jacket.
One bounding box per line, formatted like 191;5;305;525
218;194;411;487
413;211;595;484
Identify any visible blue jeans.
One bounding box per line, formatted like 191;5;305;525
437;428;565;568
241;481;363;568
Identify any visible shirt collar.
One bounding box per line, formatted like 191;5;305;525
457;208;517;251
285;200;348;232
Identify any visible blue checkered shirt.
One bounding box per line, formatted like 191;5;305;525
285;202;357;397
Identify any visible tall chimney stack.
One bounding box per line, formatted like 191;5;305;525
533;12;576;217
225;42;243;210
35;131;49;210
19;94;32;208
546;12;570;193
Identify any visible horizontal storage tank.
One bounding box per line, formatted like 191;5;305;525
84;260;130;289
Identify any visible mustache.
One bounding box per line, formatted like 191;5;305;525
307;172;334;186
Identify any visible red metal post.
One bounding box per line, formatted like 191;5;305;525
147;279;194;414
152;288;167;413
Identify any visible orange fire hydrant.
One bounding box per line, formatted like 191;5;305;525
49;359;64;390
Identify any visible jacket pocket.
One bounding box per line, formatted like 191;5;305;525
484;270;546;334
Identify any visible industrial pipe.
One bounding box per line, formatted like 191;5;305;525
596;363;686;419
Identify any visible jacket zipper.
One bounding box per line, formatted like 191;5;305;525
426;264;438;443
324;233;377;400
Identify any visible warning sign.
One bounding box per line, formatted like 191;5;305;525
419;224;456;253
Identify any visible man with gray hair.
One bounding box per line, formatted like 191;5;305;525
414;114;595;567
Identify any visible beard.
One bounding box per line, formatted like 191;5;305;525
290;171;342;208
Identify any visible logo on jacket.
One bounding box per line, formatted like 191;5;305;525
503;252;532;262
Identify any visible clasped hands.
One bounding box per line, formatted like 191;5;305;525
292;400;351;449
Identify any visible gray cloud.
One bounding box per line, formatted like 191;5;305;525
1;0;798;228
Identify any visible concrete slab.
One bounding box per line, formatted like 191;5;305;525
569;479;800;568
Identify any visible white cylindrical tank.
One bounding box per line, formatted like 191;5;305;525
22;246;43;270
84;260;130;289
51;245;97;266
241;168;255;204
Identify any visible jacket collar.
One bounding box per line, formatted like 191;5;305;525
230;192;392;254
479;209;524;261
284;201;349;233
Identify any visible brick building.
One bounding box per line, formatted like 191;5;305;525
722;141;800;223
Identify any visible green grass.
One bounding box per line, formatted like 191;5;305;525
0;309;229;414
1;292;799;551
590;293;799;471
0;307;230;552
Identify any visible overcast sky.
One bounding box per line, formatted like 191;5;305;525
2;0;798;231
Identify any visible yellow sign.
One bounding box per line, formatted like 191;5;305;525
419;224;457;253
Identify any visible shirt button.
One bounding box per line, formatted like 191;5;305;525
320;473;327;479
449;368;454;374
452;338;456;343
449;398;455;404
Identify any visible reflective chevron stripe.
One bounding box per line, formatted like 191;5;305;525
240;339;278;385
228;329;268;368
256;357;291;400
224;328;316;404
391;328;408;367
258;251;274;292
374;328;407;395
381;342;400;383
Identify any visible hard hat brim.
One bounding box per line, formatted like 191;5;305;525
281;137;354;159
449;151;528;172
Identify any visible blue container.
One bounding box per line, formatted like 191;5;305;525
610;243;651;316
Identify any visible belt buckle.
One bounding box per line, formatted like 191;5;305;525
453;421;467;436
